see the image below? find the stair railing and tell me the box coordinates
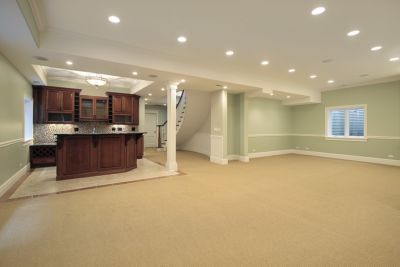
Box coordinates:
[157,90,186,148]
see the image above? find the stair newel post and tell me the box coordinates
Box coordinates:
[157,125,162,149]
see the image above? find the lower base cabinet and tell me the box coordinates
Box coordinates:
[56,133,144,180]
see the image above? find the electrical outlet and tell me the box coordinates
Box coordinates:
[387,155,395,158]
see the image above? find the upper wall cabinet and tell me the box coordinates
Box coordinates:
[33,86,81,124]
[80,95,108,121]
[107,92,140,125]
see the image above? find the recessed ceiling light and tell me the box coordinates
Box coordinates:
[177,36,187,43]
[180,79,186,83]
[347,30,360,37]
[270,92,274,96]
[163,103,167,106]
[370,46,382,51]
[148,93,152,96]
[261,60,269,65]
[310,75,317,79]
[321,59,333,63]
[225,50,234,56]
[286,95,291,99]
[144,98,148,101]
[132,72,138,76]
[65,60,73,65]
[223,85,228,89]
[311,7,326,15]
[161,88,165,91]
[108,16,120,24]
[328,80,335,84]
[389,57,399,62]
[288,68,296,73]
[33,56,48,61]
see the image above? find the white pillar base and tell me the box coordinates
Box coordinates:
[165,161,178,172]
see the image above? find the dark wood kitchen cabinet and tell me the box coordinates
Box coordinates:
[33,86,81,123]
[56,133,144,180]
[107,92,140,125]
[80,95,108,121]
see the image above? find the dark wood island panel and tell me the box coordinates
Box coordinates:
[56,132,144,180]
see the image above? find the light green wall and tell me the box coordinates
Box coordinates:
[292,81,400,136]
[0,52,31,186]
[245,81,400,160]
[248,98,292,134]
[248,98,292,153]
[227,94,241,155]
[292,81,400,159]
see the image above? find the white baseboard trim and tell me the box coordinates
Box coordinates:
[293,150,400,167]
[227,155,250,162]
[249,150,294,159]
[210,156,228,165]
[0,164,30,197]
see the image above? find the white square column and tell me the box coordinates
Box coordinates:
[165,83,178,171]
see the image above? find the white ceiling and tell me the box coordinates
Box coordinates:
[0,0,399,104]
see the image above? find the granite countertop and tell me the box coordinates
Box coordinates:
[54,132,145,136]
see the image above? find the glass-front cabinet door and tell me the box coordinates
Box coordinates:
[95,98,108,120]
[80,97,94,120]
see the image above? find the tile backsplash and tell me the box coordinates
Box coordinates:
[34,122,134,144]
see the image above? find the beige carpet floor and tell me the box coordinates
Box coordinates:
[0,150,400,266]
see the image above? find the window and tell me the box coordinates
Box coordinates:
[24,96,33,141]
[326,105,366,139]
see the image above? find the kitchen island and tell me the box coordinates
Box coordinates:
[55,132,144,180]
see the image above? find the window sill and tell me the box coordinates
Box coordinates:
[325,136,367,142]
[23,139,34,145]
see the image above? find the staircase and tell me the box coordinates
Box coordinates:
[157,90,211,152]
[157,90,186,150]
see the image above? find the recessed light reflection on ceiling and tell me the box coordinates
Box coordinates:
[347,30,360,37]
[328,80,335,84]
[389,57,399,62]
[108,16,120,24]
[132,72,138,76]
[286,95,291,99]
[161,88,165,91]
[370,46,382,51]
[288,69,296,73]
[270,92,274,96]
[65,61,73,65]
[225,50,234,56]
[177,36,187,43]
[180,79,186,83]
[261,60,269,65]
[310,75,317,79]
[223,85,228,89]
[148,93,152,96]
[311,7,326,16]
